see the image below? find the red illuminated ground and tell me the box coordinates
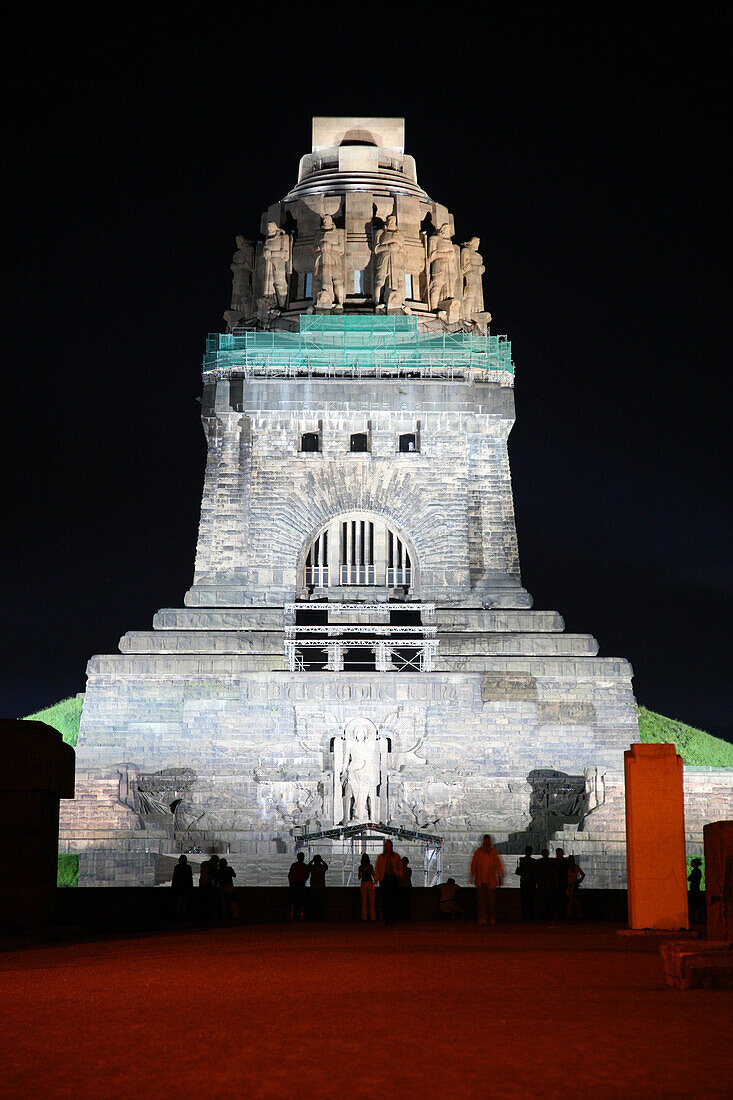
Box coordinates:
[2,923,730,1098]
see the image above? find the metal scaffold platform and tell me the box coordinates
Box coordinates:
[203,314,514,381]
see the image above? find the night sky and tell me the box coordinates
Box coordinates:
[5,5,730,741]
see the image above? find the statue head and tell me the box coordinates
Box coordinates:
[385,214,398,230]
[439,223,452,239]
[321,214,334,230]
[235,234,247,249]
[466,236,480,251]
[265,220,279,237]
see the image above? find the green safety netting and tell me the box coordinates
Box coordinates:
[204,314,513,375]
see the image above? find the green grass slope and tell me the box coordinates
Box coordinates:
[24,696,83,748]
[637,706,733,767]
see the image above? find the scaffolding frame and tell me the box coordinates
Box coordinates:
[294,821,443,886]
[203,314,513,381]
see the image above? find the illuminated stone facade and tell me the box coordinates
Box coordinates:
[60,118,731,887]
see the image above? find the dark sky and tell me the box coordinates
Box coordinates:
[5,4,731,740]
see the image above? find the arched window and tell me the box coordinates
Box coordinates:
[302,514,415,593]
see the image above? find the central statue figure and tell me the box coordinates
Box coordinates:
[373,214,406,307]
[313,214,345,307]
[335,718,385,824]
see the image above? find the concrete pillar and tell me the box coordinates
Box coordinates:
[0,720,75,927]
[624,743,688,930]
[703,820,733,942]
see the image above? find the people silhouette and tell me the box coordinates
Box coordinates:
[688,858,704,924]
[308,853,328,920]
[374,839,402,925]
[554,848,568,920]
[288,851,310,920]
[470,835,504,925]
[400,856,413,919]
[535,848,555,920]
[516,846,536,920]
[171,854,193,923]
[358,852,377,921]
[565,855,586,919]
[436,878,464,920]
[217,857,238,921]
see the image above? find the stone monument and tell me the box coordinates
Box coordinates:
[59,117,733,887]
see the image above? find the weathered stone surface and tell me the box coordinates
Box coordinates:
[660,941,733,989]
[59,118,733,889]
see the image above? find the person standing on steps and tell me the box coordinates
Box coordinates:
[470,835,504,925]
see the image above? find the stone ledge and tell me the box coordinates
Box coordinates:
[659,941,733,989]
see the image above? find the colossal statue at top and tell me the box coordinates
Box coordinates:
[258,221,291,308]
[228,117,489,326]
[313,214,345,308]
[373,214,406,308]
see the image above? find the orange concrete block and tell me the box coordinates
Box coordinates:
[625,742,688,930]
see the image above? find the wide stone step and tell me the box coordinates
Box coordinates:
[437,633,599,657]
[436,610,564,632]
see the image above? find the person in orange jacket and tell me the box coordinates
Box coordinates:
[470,834,504,925]
[374,839,402,925]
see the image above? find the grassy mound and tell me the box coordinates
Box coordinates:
[637,706,733,767]
[57,854,79,887]
[24,696,83,748]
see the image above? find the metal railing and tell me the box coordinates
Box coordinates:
[386,567,412,587]
[285,624,435,637]
[339,564,376,585]
[285,637,438,672]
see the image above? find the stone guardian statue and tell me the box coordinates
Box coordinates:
[230,235,255,314]
[372,214,406,308]
[460,237,485,316]
[428,223,459,311]
[258,221,291,310]
[313,214,345,309]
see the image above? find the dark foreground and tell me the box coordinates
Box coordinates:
[1,923,731,1099]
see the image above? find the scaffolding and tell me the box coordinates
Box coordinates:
[294,821,444,886]
[203,314,513,381]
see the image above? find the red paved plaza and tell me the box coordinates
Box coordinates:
[2,923,731,1098]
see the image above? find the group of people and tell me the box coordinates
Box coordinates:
[170,852,238,922]
[515,845,586,921]
[290,840,414,924]
[287,852,329,920]
[171,837,589,925]
[356,841,413,923]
